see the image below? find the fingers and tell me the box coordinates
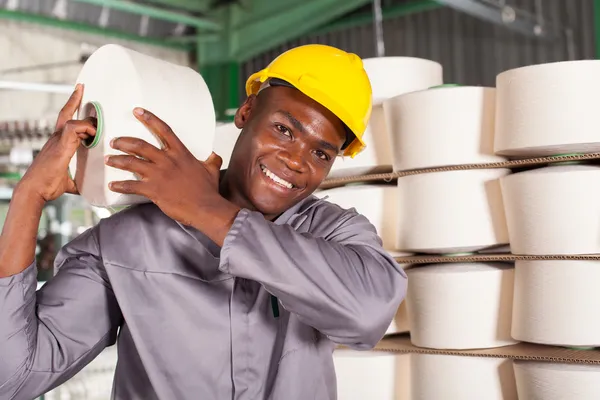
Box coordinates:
[205,152,223,171]
[133,108,183,152]
[56,84,84,131]
[65,177,79,195]
[60,119,97,146]
[110,137,163,162]
[108,180,146,196]
[105,154,152,177]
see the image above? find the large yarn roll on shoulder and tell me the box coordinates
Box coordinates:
[384,86,506,171]
[71,44,216,207]
[397,169,510,254]
[406,262,517,350]
[514,361,600,400]
[411,354,518,400]
[495,60,600,156]
[512,260,600,347]
[328,57,442,178]
[213,122,241,170]
[500,165,600,255]
[334,350,410,400]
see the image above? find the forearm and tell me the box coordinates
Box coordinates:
[0,182,45,277]
[219,209,408,348]
[0,226,121,398]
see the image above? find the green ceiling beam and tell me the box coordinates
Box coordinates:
[0,9,193,51]
[137,0,214,13]
[312,0,442,36]
[199,0,372,64]
[70,0,222,30]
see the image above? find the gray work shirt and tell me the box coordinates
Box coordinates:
[0,195,407,400]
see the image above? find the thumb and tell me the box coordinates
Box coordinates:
[205,152,223,171]
[65,174,79,195]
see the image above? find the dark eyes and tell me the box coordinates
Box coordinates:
[275,124,291,137]
[274,123,330,161]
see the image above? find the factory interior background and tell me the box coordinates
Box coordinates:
[1,0,599,399]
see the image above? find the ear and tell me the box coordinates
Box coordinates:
[234,95,257,129]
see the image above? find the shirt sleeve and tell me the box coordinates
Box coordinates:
[0,226,122,400]
[219,206,408,350]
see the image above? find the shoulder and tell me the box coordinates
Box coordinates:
[295,195,378,240]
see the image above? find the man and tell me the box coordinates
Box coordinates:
[0,44,407,399]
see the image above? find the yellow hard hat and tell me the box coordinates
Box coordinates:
[245,44,372,158]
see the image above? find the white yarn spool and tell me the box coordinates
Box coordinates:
[495,60,600,156]
[500,165,600,255]
[70,44,216,207]
[397,169,510,254]
[512,260,600,347]
[514,361,600,400]
[333,350,410,400]
[406,262,517,350]
[411,354,518,400]
[362,57,443,106]
[328,57,443,178]
[384,86,506,171]
[386,300,410,335]
[213,122,241,170]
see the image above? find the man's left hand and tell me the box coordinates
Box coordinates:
[106,107,237,235]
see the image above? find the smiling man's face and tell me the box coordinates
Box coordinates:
[223,85,347,220]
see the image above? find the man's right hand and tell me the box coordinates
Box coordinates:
[18,83,97,202]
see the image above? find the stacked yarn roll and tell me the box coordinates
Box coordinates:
[382,84,515,352]
[327,57,443,178]
[495,60,600,349]
[318,57,443,336]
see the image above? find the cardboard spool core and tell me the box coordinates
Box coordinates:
[81,101,103,149]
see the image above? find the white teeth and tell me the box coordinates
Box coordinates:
[261,166,293,189]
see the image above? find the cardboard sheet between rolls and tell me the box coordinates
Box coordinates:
[406,262,517,350]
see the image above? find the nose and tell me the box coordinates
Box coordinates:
[277,147,309,173]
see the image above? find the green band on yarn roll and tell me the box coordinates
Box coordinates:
[567,346,596,350]
[441,252,475,257]
[429,83,462,89]
[83,101,103,149]
[550,153,586,166]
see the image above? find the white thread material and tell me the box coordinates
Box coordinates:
[384,86,506,172]
[397,169,510,254]
[512,260,600,347]
[411,354,518,400]
[495,60,600,157]
[362,57,443,106]
[500,165,600,255]
[328,57,442,178]
[70,44,216,207]
[406,262,517,350]
[213,122,241,170]
[333,350,410,400]
[514,361,600,400]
